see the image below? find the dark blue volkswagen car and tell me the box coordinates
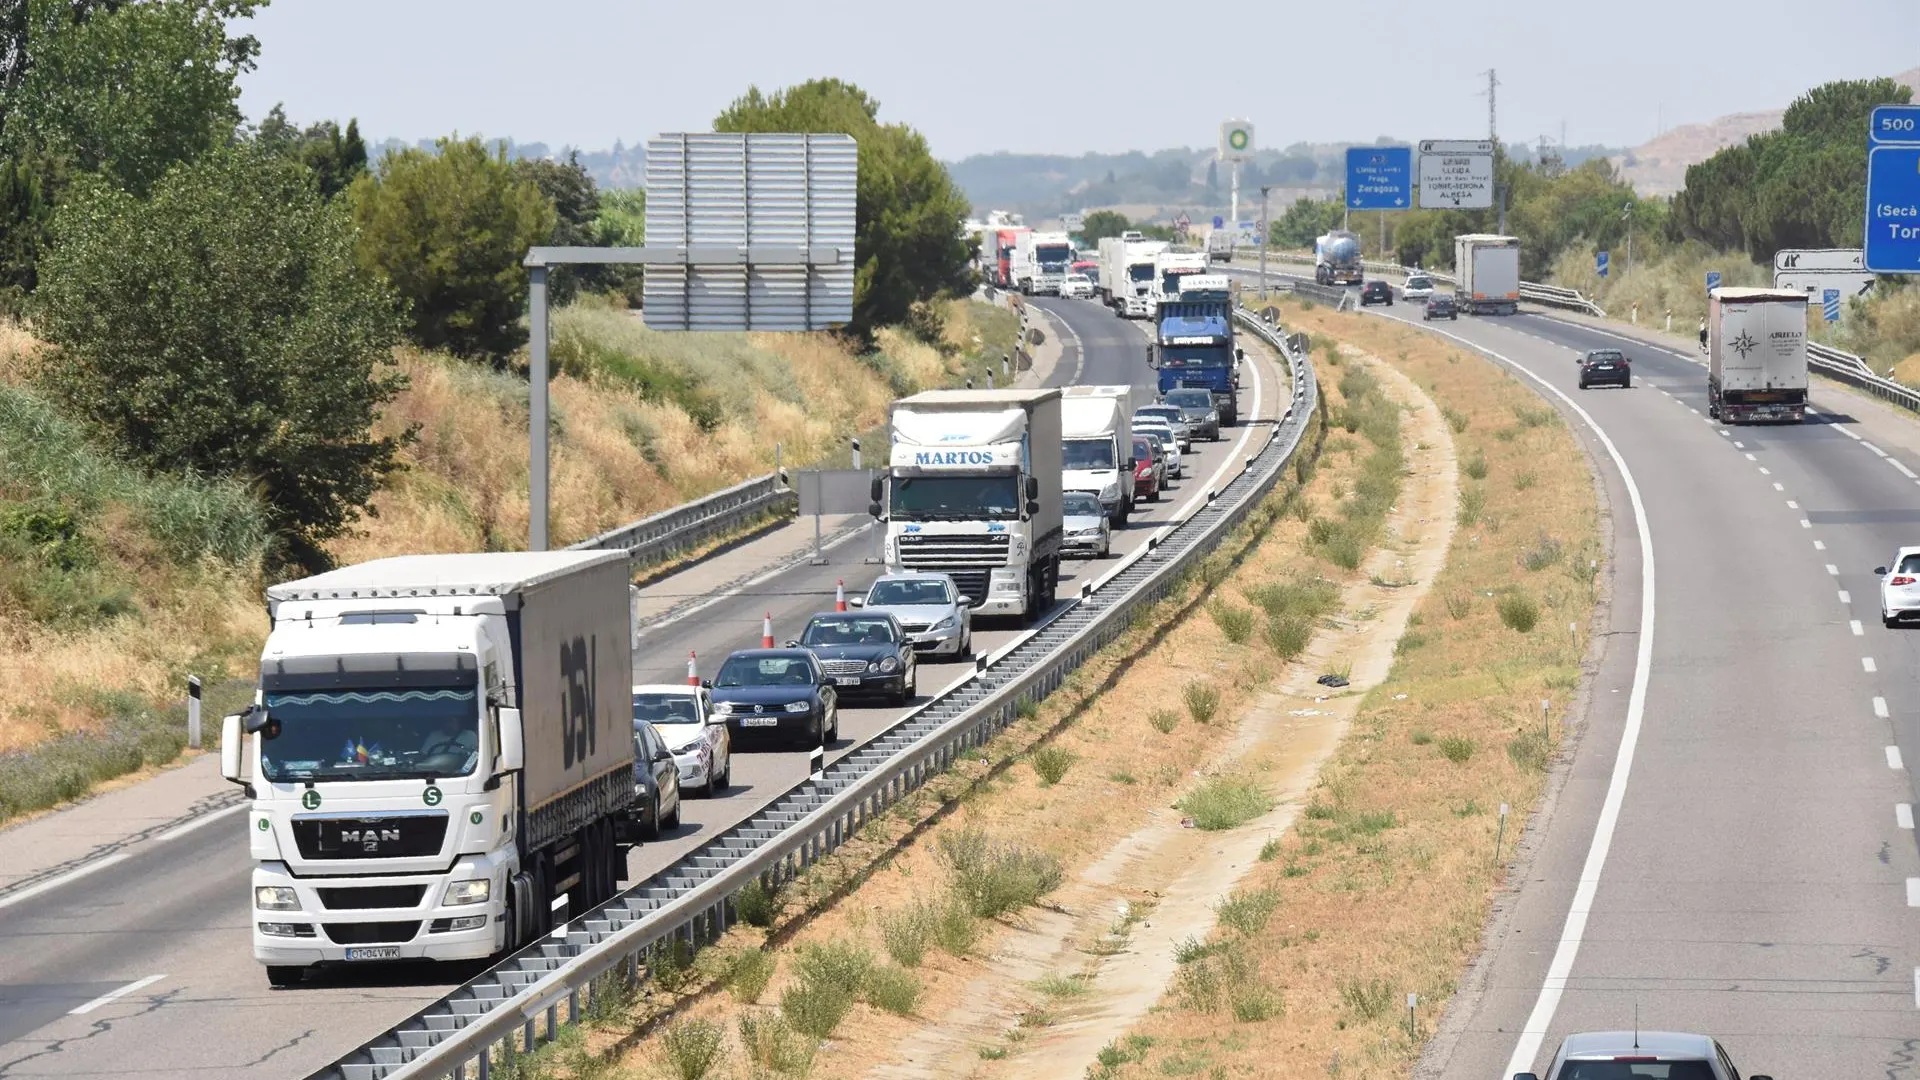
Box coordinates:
[709,648,839,750]
[788,612,917,706]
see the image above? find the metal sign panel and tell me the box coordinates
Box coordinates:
[797,469,874,516]
[1705,270,1723,293]
[1417,139,1494,209]
[1220,119,1254,163]
[1062,213,1085,233]
[1871,104,1920,147]
[1773,248,1863,271]
[1773,268,1877,300]
[1596,250,1609,278]
[1346,146,1412,209]
[643,133,857,330]
[1823,288,1842,322]
[1865,145,1920,273]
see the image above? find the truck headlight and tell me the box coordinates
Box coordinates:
[444,878,491,906]
[784,701,811,713]
[1099,482,1119,501]
[255,886,299,911]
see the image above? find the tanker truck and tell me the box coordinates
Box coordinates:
[1314,230,1363,286]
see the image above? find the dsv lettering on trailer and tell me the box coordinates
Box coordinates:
[914,450,995,466]
[559,635,597,768]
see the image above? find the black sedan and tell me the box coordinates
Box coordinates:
[788,612,917,705]
[1422,294,1458,321]
[1359,280,1393,306]
[1578,348,1630,389]
[708,649,839,749]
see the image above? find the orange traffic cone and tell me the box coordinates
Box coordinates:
[835,579,847,612]
[762,612,775,648]
[686,651,698,686]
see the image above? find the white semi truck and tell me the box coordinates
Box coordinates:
[873,389,1065,623]
[223,551,638,987]
[1153,249,1210,314]
[1101,232,1169,318]
[1453,234,1521,315]
[1060,384,1142,526]
[1707,287,1809,424]
[1023,230,1075,295]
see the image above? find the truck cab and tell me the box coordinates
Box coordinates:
[1151,275,1242,426]
[1061,385,1140,525]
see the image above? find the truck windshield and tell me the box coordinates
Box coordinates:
[1161,270,1198,295]
[259,685,480,782]
[1063,438,1116,470]
[1160,346,1230,370]
[1036,245,1071,266]
[889,475,1020,521]
[1128,264,1155,282]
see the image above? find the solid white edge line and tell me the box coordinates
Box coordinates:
[0,851,132,915]
[1875,696,1890,718]
[1376,317,1658,1077]
[1889,745,1905,770]
[69,974,165,1015]
[152,800,248,845]
[1898,803,1914,830]
[1864,441,1889,458]
[1893,459,1918,480]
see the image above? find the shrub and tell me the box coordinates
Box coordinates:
[1264,614,1313,660]
[864,963,922,1016]
[1514,403,1554,428]
[1182,680,1221,724]
[1438,735,1476,764]
[1508,730,1553,772]
[935,827,1064,919]
[1514,468,1537,491]
[879,903,935,968]
[1148,707,1180,734]
[1497,590,1541,632]
[738,1013,815,1075]
[1442,405,1470,432]
[1463,449,1489,480]
[725,947,775,1003]
[1394,630,1429,655]
[780,939,874,1038]
[735,878,778,927]
[1520,534,1563,572]
[1245,576,1340,621]
[1179,776,1272,830]
[1215,887,1280,936]
[1209,600,1256,643]
[659,1018,727,1080]
[1340,978,1396,1021]
[932,897,980,955]
[1029,745,1076,787]
[1410,729,1434,746]
[1458,485,1486,526]
[1443,589,1473,620]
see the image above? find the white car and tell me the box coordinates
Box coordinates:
[1877,547,1920,627]
[1401,273,1436,301]
[1135,403,1192,451]
[1132,419,1182,477]
[1060,273,1094,300]
[632,684,732,797]
[856,571,973,659]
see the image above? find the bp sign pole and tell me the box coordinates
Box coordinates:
[1221,119,1253,242]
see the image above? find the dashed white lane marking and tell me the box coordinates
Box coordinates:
[70,975,165,1015]
[1828,564,1841,575]
[1734,441,1746,449]
[1894,459,1919,480]
[1841,590,1852,604]
[1759,467,1772,475]
[1745,453,1758,461]
[1788,500,1800,510]
[1852,620,1865,636]
[1774,482,1785,491]
[1875,696,1890,718]
[1689,407,1700,415]
[1913,968,1919,1010]
[1899,803,1914,830]
[1890,745,1906,770]
[1864,657,1878,673]
[1864,441,1889,458]
[1718,429,1731,438]
[1815,540,1828,550]
[1801,519,1813,529]
[1908,879,1920,907]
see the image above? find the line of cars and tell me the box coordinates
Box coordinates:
[626,572,980,838]
[1357,271,1458,320]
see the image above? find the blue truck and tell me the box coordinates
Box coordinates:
[1149,273,1241,426]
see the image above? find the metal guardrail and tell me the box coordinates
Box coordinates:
[1246,249,1605,316]
[309,314,1320,1080]
[1808,341,1920,412]
[567,472,792,566]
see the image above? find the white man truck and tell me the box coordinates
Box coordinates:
[1021,230,1075,295]
[1061,384,1141,526]
[873,389,1064,623]
[224,551,637,987]
[1453,234,1520,315]
[1101,232,1170,318]
[1314,230,1363,286]
[1153,249,1210,315]
[1707,287,1809,424]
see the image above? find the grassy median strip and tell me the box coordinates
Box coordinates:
[1096,300,1599,1079]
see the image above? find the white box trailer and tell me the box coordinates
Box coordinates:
[1454,234,1520,315]
[1707,287,1809,424]
[1061,384,1142,524]
[229,551,638,985]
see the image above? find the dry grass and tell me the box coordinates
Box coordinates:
[1100,301,1598,1079]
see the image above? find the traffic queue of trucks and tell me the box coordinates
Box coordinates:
[1150,274,1242,426]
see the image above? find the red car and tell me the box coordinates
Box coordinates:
[1131,436,1162,503]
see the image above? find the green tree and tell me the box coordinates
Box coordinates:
[33,145,411,571]
[1080,209,1131,244]
[513,152,600,305]
[348,136,555,363]
[0,156,52,312]
[715,78,973,338]
[593,187,646,306]
[252,105,368,200]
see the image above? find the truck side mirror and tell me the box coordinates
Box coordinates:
[1235,347,1245,361]
[1511,1074,1540,1080]
[869,476,882,501]
[868,501,882,519]
[496,708,524,772]
[1026,476,1039,499]
[1026,499,1040,515]
[1146,347,1158,369]
[220,713,245,784]
[238,703,272,735]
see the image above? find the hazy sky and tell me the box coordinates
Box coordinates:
[237,0,1918,160]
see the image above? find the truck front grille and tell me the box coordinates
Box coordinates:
[323,921,421,945]
[316,885,429,910]
[292,813,449,860]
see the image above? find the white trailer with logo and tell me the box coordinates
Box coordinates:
[1060,384,1141,525]
[1707,287,1809,424]
[875,389,1064,623]
[1453,233,1521,315]
[1101,232,1169,318]
[225,551,638,987]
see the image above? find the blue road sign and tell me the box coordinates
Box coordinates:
[1871,105,1920,147]
[1823,288,1841,322]
[1865,145,1920,273]
[1705,270,1723,293]
[1213,215,1224,229]
[1596,250,1609,278]
[1346,146,1412,210]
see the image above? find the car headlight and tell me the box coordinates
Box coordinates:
[255,885,299,911]
[1207,411,1219,422]
[784,701,811,713]
[880,657,899,673]
[711,701,736,715]
[932,616,955,631]
[444,878,490,906]
[866,660,881,673]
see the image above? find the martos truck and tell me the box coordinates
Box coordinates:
[1061,384,1142,525]
[1707,287,1809,424]
[224,551,637,987]
[1453,234,1521,315]
[874,389,1064,623]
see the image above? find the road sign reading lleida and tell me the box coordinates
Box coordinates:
[1864,144,1920,273]
[1705,270,1723,293]
[1870,104,1920,147]
[1416,140,1494,209]
[1596,250,1609,278]
[1346,146,1412,210]
[1824,288,1842,322]
[1220,120,1254,163]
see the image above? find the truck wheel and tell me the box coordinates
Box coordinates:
[266,966,304,989]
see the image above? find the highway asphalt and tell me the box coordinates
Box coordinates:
[1345,298,1920,1079]
[0,294,1287,1079]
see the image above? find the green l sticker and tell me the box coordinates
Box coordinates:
[300,790,321,810]
[256,816,269,831]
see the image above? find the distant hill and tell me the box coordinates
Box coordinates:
[1610,66,1920,195]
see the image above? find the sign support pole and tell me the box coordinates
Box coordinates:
[529,265,550,551]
